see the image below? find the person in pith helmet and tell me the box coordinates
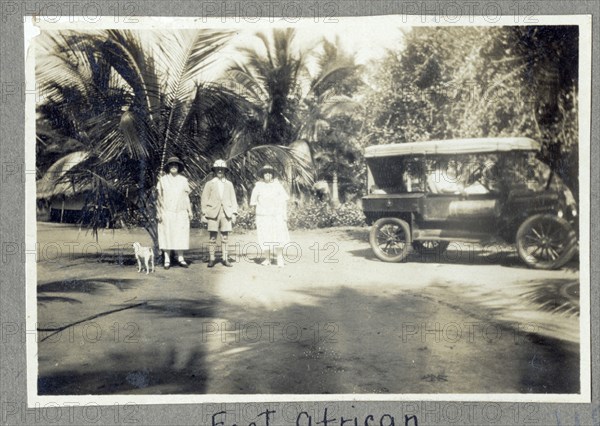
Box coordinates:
[157,156,193,269]
[201,159,239,267]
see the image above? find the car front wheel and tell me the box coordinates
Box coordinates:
[516,214,577,270]
[369,217,412,262]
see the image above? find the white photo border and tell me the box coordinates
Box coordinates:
[25,14,592,407]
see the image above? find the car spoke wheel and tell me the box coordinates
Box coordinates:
[412,240,450,255]
[369,217,412,262]
[516,214,577,269]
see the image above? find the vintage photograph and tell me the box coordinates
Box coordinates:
[27,16,590,401]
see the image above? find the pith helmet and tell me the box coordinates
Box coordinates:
[212,159,228,170]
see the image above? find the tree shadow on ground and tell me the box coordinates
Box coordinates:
[516,332,580,393]
[38,299,216,395]
[37,283,580,395]
[196,286,580,394]
[38,278,139,294]
[139,298,218,318]
[518,278,579,317]
[39,347,209,395]
[38,295,82,305]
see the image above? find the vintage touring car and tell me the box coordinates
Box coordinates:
[361,138,578,269]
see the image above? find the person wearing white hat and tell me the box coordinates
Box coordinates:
[157,156,193,269]
[201,159,239,267]
[250,164,290,267]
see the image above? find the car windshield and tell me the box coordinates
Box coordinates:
[498,153,576,203]
[366,151,574,201]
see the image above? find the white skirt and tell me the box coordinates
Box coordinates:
[158,211,190,250]
[256,215,290,249]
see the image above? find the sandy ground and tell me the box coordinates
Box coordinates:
[35,222,581,395]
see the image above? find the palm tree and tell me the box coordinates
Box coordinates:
[36,29,311,245]
[180,82,313,204]
[311,115,364,206]
[224,31,363,203]
[296,37,362,142]
[225,29,303,149]
[298,38,363,206]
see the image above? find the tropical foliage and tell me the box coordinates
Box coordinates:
[36,25,581,235]
[362,25,579,197]
[36,29,312,244]
[311,114,365,204]
[223,30,364,202]
[234,199,366,231]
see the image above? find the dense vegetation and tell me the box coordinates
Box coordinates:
[37,26,580,235]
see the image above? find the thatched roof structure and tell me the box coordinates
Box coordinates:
[36,151,90,199]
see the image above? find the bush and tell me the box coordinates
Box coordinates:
[233,207,257,231]
[116,199,367,231]
[328,202,368,227]
[233,200,366,231]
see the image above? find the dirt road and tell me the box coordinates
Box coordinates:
[35,222,580,394]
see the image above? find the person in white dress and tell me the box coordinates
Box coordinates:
[157,156,193,269]
[250,165,290,267]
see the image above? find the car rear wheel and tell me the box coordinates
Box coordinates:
[369,217,412,262]
[412,240,450,255]
[516,214,577,270]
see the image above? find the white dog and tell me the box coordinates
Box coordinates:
[133,242,155,274]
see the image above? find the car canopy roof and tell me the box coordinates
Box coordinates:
[364,137,540,158]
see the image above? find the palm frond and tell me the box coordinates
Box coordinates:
[255,32,274,68]
[224,143,314,196]
[156,30,234,161]
[225,64,270,105]
[98,33,156,114]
